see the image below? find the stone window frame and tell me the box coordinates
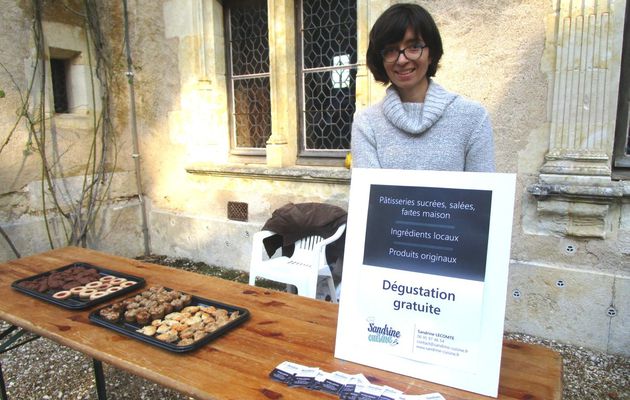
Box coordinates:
[612,3,630,178]
[41,22,101,122]
[223,0,272,156]
[295,0,359,162]
[219,0,360,168]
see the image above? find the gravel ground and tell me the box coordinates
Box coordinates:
[0,255,627,400]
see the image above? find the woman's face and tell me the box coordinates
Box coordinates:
[383,27,431,102]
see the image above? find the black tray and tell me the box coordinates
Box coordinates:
[12,262,146,310]
[88,291,250,353]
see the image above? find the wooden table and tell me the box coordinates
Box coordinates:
[0,247,562,399]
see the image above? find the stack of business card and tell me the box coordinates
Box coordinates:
[269,361,445,400]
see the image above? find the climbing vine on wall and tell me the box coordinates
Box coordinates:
[0,0,119,256]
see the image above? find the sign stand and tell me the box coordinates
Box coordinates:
[335,168,516,398]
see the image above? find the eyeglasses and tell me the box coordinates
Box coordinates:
[381,43,427,63]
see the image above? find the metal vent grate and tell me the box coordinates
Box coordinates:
[227,201,248,222]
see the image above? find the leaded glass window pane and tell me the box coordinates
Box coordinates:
[230,5,269,75]
[302,1,357,69]
[233,77,271,148]
[226,0,271,151]
[303,70,355,149]
[300,0,357,152]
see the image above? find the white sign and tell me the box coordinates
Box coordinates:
[335,168,516,398]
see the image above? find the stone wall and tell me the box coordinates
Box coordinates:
[0,0,627,356]
[0,0,143,259]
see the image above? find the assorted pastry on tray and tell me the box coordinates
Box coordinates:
[15,266,247,349]
[16,264,139,301]
[97,286,242,347]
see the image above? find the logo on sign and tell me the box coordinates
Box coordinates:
[366,318,400,346]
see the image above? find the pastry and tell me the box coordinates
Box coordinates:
[85,281,103,289]
[79,288,97,299]
[52,290,72,300]
[90,291,108,300]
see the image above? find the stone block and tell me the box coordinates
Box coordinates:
[149,209,256,270]
[619,202,630,255]
[27,171,137,211]
[607,276,629,355]
[86,200,145,258]
[506,262,628,356]
[0,200,144,263]
[43,21,87,54]
[163,0,194,38]
[0,215,66,262]
[536,199,610,238]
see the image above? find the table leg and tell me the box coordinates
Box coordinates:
[0,327,39,353]
[0,363,8,400]
[0,324,41,400]
[0,326,11,400]
[92,359,107,400]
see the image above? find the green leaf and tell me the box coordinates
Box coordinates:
[0,89,5,98]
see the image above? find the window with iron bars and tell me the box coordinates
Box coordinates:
[298,0,357,157]
[224,0,272,154]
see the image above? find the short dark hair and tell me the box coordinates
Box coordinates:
[366,3,443,84]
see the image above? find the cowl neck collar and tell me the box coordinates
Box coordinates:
[382,81,456,134]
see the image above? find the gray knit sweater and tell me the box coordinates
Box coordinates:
[351,81,495,172]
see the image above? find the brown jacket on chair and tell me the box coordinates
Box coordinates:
[261,202,347,269]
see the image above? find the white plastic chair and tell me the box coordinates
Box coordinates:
[248,224,346,303]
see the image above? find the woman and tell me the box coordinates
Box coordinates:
[351,3,495,172]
